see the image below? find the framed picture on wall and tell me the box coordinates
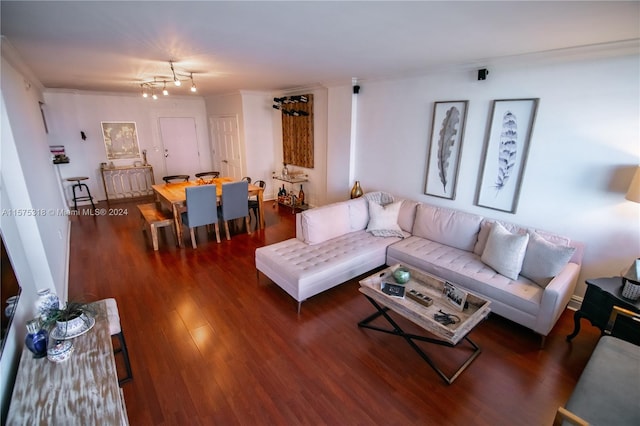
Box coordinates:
[475,98,539,213]
[424,100,468,200]
[101,122,140,160]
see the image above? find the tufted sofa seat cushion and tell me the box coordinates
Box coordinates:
[387,236,543,316]
[256,230,400,303]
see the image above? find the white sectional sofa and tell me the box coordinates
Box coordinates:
[255,194,583,338]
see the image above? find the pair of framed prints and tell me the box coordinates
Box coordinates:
[424,98,539,213]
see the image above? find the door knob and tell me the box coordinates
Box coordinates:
[222,160,228,163]
[164,149,169,158]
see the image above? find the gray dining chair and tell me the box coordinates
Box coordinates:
[219,181,251,240]
[181,184,220,248]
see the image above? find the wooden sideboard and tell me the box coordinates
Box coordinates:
[101,164,155,203]
[6,301,128,425]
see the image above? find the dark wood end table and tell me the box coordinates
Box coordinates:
[566,277,640,345]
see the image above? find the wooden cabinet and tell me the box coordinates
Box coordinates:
[101,165,154,203]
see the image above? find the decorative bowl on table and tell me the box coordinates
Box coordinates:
[393,267,411,284]
[47,340,74,363]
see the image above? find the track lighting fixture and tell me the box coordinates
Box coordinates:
[139,61,198,99]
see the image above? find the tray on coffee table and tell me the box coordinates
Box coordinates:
[359,264,491,345]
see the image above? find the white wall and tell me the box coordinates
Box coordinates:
[326,83,354,204]
[43,91,211,202]
[1,52,69,422]
[240,91,276,198]
[352,53,640,298]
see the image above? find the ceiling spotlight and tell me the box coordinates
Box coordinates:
[151,89,158,100]
[190,73,197,92]
[162,81,169,96]
[141,84,148,98]
[170,60,181,86]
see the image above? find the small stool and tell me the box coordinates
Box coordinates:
[66,177,96,210]
[102,298,133,386]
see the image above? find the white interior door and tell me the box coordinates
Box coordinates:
[159,117,200,177]
[210,115,243,179]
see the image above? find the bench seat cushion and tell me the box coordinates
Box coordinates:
[387,236,543,316]
[256,230,399,302]
[565,336,640,425]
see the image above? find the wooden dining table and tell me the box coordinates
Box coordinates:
[152,178,265,248]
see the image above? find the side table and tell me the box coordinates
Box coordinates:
[566,277,640,345]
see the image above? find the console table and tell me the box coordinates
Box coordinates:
[6,301,129,425]
[566,277,640,345]
[101,164,155,203]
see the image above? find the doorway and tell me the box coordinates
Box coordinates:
[209,115,243,180]
[158,117,200,177]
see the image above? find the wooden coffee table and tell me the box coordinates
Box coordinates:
[358,264,491,384]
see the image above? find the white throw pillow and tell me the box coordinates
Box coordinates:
[481,222,530,280]
[521,232,576,288]
[366,201,404,238]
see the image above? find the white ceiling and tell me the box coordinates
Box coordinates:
[2,1,639,97]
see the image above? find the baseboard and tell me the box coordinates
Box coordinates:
[567,295,583,312]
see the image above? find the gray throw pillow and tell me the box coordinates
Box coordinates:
[521,232,576,288]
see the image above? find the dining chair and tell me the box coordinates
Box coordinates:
[241,176,252,183]
[249,180,266,226]
[194,171,220,179]
[219,181,251,240]
[181,185,220,248]
[163,175,190,183]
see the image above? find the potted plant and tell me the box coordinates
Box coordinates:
[41,301,97,339]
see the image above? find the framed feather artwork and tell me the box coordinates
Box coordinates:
[424,101,469,199]
[475,98,539,213]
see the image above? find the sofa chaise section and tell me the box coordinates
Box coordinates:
[255,198,401,312]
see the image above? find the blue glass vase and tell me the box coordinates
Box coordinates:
[25,319,48,359]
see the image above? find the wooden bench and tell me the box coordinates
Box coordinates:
[137,203,175,251]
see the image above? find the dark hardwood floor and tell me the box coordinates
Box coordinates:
[68,200,600,426]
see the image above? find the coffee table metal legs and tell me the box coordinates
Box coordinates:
[358,296,481,385]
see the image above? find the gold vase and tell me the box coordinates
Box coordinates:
[350,181,363,199]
